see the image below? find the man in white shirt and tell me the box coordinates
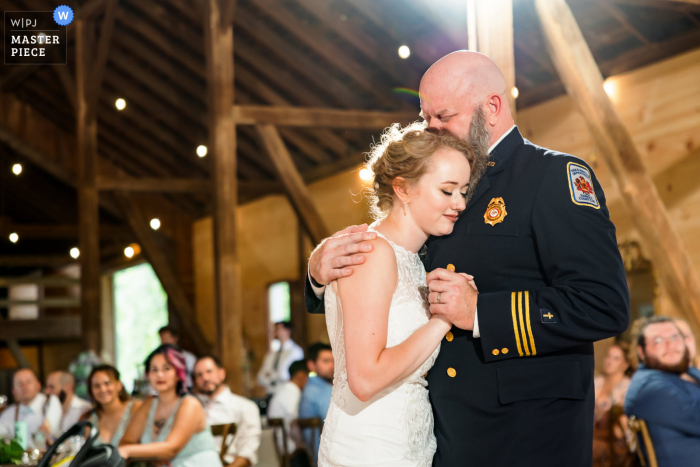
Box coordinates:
[0,368,62,447]
[159,325,197,389]
[267,360,309,454]
[194,356,262,467]
[45,371,92,433]
[256,321,304,395]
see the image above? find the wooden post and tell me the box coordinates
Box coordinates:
[203,0,244,393]
[535,0,700,334]
[76,18,101,352]
[256,124,331,245]
[473,0,517,114]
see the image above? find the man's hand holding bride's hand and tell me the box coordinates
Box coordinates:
[309,224,378,286]
[426,269,478,330]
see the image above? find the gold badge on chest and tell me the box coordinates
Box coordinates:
[484,197,507,226]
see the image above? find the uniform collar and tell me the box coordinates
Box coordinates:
[486,126,523,177]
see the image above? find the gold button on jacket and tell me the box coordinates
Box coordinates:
[502,348,509,354]
[446,331,454,342]
[492,349,500,356]
[447,367,456,377]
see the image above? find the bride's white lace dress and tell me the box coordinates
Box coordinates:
[318,230,440,467]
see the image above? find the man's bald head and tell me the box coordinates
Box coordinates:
[12,368,41,405]
[46,371,75,400]
[419,51,514,144]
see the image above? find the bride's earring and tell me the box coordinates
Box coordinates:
[403,201,409,216]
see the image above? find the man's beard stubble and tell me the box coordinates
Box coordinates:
[642,347,691,375]
[463,105,491,205]
[200,382,223,397]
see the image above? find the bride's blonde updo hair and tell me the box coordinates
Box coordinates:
[365,121,476,220]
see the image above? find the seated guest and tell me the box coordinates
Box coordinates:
[119,344,222,467]
[593,342,634,467]
[45,370,92,432]
[159,325,197,389]
[267,360,309,454]
[299,343,333,462]
[83,365,142,447]
[674,318,700,369]
[0,368,62,447]
[257,322,304,395]
[194,356,261,467]
[624,316,700,467]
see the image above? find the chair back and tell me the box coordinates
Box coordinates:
[628,415,658,467]
[267,418,289,467]
[297,417,323,467]
[211,423,238,463]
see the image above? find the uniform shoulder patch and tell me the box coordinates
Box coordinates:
[567,161,600,209]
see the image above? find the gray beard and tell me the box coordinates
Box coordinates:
[463,106,492,205]
[642,348,691,375]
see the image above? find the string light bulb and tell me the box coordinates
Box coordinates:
[511,87,519,99]
[603,80,616,98]
[359,168,373,181]
[9,233,19,243]
[115,98,126,110]
[150,218,161,230]
[196,145,208,157]
[12,164,22,175]
[398,45,411,59]
[70,247,80,259]
[124,246,134,258]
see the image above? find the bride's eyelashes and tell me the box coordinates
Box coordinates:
[441,189,469,197]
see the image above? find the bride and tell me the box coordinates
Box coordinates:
[318,122,476,467]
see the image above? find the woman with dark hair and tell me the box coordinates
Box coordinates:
[118,344,222,467]
[592,342,635,467]
[83,364,142,447]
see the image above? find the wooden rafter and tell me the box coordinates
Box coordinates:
[256,124,331,245]
[114,192,213,355]
[535,0,700,335]
[235,106,417,129]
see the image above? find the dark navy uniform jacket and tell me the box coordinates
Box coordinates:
[305,127,630,466]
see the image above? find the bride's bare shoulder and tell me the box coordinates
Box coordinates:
[338,236,397,286]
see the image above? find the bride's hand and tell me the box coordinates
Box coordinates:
[431,312,452,330]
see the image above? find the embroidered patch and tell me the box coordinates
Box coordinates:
[541,309,556,324]
[567,162,600,209]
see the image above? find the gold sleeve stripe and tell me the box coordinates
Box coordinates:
[517,292,531,356]
[524,291,537,355]
[511,292,523,357]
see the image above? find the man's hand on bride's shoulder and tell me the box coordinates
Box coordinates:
[309,224,378,285]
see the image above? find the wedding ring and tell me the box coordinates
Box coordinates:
[437,292,441,304]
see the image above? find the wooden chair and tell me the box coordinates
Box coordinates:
[211,423,237,463]
[267,418,289,467]
[297,417,323,467]
[628,416,658,467]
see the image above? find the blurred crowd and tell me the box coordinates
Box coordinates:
[0,321,334,467]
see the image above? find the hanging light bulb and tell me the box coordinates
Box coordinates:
[115,98,126,110]
[70,247,80,259]
[12,164,22,175]
[150,218,161,230]
[124,246,134,258]
[398,45,411,59]
[197,145,208,157]
[9,233,19,243]
[359,168,373,181]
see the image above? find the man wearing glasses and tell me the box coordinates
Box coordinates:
[625,315,700,467]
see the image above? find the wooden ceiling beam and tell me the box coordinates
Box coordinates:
[97,177,210,192]
[0,317,82,341]
[598,0,652,46]
[0,223,130,240]
[233,7,366,109]
[88,0,119,119]
[252,0,397,109]
[536,0,700,335]
[256,124,330,245]
[0,255,75,267]
[234,105,417,129]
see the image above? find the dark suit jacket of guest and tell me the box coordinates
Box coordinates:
[624,365,700,467]
[305,127,630,466]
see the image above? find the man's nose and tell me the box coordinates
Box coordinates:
[428,119,443,131]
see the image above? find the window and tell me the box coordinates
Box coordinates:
[113,263,168,393]
[268,281,291,324]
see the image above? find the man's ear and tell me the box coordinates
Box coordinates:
[219,368,227,382]
[392,177,410,203]
[484,94,503,126]
[636,346,645,364]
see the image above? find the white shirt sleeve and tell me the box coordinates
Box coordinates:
[472,308,480,338]
[0,405,14,438]
[229,401,262,465]
[308,272,326,298]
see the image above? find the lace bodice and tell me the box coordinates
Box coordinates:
[319,230,440,467]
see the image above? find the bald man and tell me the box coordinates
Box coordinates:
[0,368,62,447]
[45,371,92,432]
[304,51,629,466]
